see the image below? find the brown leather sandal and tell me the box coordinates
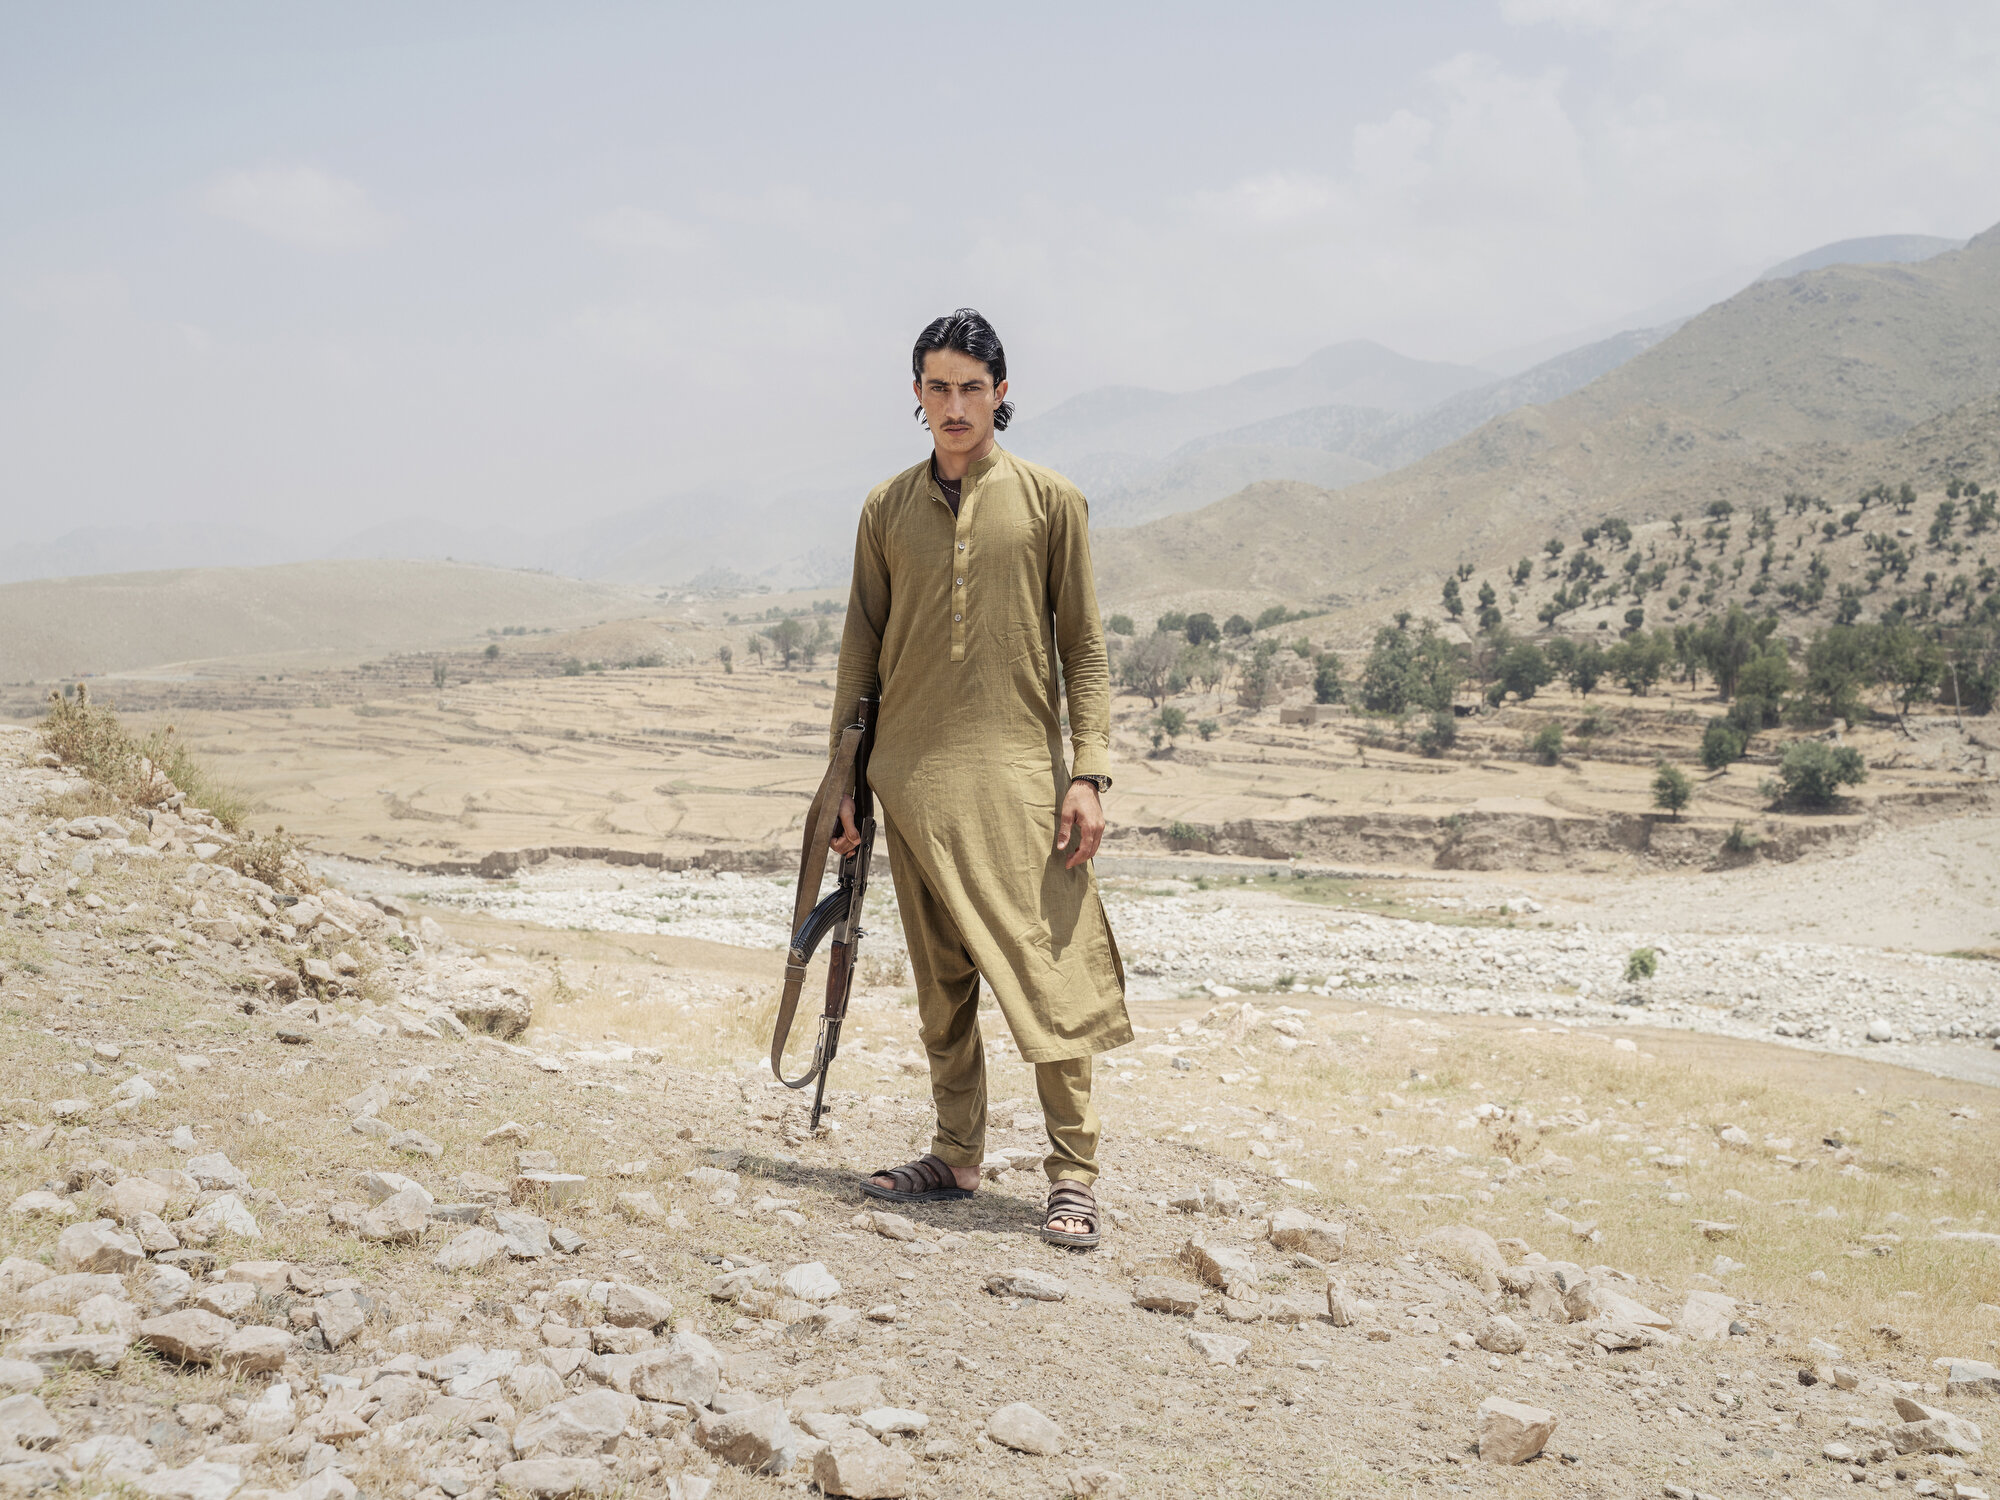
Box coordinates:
[1041,1180,1101,1249]
[858,1153,975,1203]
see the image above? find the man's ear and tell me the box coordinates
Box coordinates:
[994,378,1008,407]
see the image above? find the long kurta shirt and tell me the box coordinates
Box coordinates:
[829,445,1131,1062]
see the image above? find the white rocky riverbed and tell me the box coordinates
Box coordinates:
[318,859,2000,1075]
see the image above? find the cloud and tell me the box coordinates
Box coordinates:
[581,205,703,254]
[202,166,395,250]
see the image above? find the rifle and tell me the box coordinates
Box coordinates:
[770,693,877,1129]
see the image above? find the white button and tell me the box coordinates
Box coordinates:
[955,577,963,585]
[957,542,965,550]
[954,613,961,621]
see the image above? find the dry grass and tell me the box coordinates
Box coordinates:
[38,685,248,829]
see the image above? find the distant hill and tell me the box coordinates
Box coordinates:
[1754,233,1964,284]
[0,560,651,686]
[1092,220,2000,620]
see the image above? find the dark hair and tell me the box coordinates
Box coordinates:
[911,307,1013,431]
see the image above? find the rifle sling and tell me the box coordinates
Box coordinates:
[770,723,863,1080]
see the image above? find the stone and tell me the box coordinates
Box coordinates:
[1326,1285,1360,1327]
[508,1363,568,1411]
[1693,1220,1737,1240]
[1132,1276,1201,1316]
[1418,1225,1507,1295]
[6,1191,75,1222]
[1181,1237,1259,1295]
[131,1264,194,1316]
[67,1432,155,1482]
[315,1293,366,1350]
[615,1191,665,1223]
[389,1130,443,1159]
[780,1263,842,1304]
[985,1268,1068,1302]
[513,1172,588,1207]
[813,1434,919,1498]
[512,1389,637,1457]
[112,1076,158,1106]
[359,1188,431,1244]
[1867,1018,1896,1042]
[495,1210,552,1259]
[184,1153,249,1192]
[867,1210,919,1241]
[2,1334,128,1373]
[857,1408,928,1436]
[107,1176,171,1223]
[987,1401,1063,1455]
[218,1325,292,1375]
[1562,1277,1670,1329]
[243,1381,295,1442]
[434,1228,512,1274]
[132,1460,244,1500]
[1476,1315,1527,1355]
[0,1259,52,1295]
[433,1344,521,1396]
[55,1221,145,1274]
[1063,1468,1128,1498]
[786,1375,885,1415]
[139,1309,235,1366]
[0,1394,60,1451]
[195,1282,258,1320]
[184,1194,260,1241]
[1679,1290,1738,1342]
[1478,1397,1556,1464]
[601,1282,673,1330]
[135,1214,180,1254]
[0,1360,42,1394]
[453,988,533,1041]
[694,1399,800,1473]
[23,1273,124,1313]
[360,1170,430,1206]
[1267,1208,1345,1261]
[492,1459,609,1498]
[630,1330,720,1407]
[1945,1359,2000,1399]
[1186,1329,1250,1367]
[221,1260,293,1294]
[483,1121,530,1145]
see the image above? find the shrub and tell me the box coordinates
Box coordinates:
[1312,652,1344,705]
[1774,740,1867,807]
[1721,821,1761,855]
[1107,613,1135,636]
[1623,947,1659,982]
[1651,761,1693,819]
[1223,614,1253,638]
[1167,820,1207,847]
[1699,720,1746,770]
[1183,612,1220,646]
[1418,708,1457,757]
[483,642,500,660]
[1196,719,1218,741]
[39,686,247,829]
[1527,723,1564,765]
[1157,706,1187,740]
[1573,708,1608,738]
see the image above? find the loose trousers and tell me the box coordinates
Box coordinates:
[882,816,1102,1185]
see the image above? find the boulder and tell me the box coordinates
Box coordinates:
[1945,1359,2000,1399]
[0,1394,60,1452]
[453,987,533,1040]
[55,1221,145,1275]
[1267,1208,1345,1261]
[76,1294,142,1341]
[218,1325,292,1376]
[779,1263,842,1304]
[195,1282,257,1320]
[986,1401,1063,1455]
[139,1309,235,1366]
[131,1460,243,1500]
[493,1458,609,1497]
[694,1399,800,1473]
[601,1282,673,1330]
[1891,1397,1983,1456]
[0,1259,52,1295]
[1563,1278,1670,1329]
[106,1177,170,1224]
[984,1268,1067,1302]
[23,1273,124,1313]
[1477,1397,1556,1464]
[813,1434,919,1499]
[1186,1329,1249,1367]
[512,1390,637,1458]
[513,1172,588,1207]
[1131,1277,1201,1316]
[183,1154,248,1193]
[630,1330,720,1407]
[0,1359,43,1395]
[1678,1290,1738,1342]
[359,1188,431,1245]
[494,1210,552,1260]
[2,1334,129,1373]
[1417,1225,1507,1295]
[315,1292,367,1350]
[360,1171,430,1206]
[183,1195,259,1242]
[508,1363,568,1412]
[434,1228,512,1274]
[614,1192,665,1223]
[786,1374,884,1415]
[1475,1315,1526,1355]
[1180,1238,1259,1295]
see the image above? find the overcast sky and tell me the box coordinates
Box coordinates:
[4,1,1997,547]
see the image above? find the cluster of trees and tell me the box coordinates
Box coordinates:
[1112,607,1332,711]
[746,615,835,669]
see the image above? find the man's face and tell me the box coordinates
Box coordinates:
[914,348,1007,458]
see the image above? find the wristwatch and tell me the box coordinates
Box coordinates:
[1072,774,1112,794]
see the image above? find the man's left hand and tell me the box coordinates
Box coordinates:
[1056,779,1105,870]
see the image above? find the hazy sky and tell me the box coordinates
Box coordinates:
[4,1,1997,546]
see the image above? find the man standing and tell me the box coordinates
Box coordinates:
[828,308,1128,1248]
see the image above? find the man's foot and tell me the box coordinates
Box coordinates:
[859,1153,978,1202]
[1042,1181,1101,1248]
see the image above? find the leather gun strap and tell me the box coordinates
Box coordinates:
[770,725,862,1079]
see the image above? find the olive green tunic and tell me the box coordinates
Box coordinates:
[830,445,1130,1064]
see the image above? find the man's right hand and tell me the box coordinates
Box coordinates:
[830,794,861,856]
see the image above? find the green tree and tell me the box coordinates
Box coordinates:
[1312,651,1345,705]
[1475,580,1501,632]
[1222,613,1254,638]
[1607,630,1671,695]
[1775,740,1867,806]
[1156,611,1188,634]
[1512,557,1533,586]
[1184,612,1221,646]
[1119,630,1185,705]
[1495,641,1553,703]
[1441,576,1464,619]
[1651,761,1693,819]
[1544,538,1565,559]
[1872,623,1945,726]
[717,643,733,675]
[1157,706,1187,741]
[1699,719,1746,770]
[1527,722,1564,764]
[765,617,806,666]
[1360,622,1462,715]
[1418,708,1457,757]
[1107,613,1135,636]
[1796,625,1874,725]
[1196,718,1218,740]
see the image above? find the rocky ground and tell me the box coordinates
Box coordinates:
[4,722,2000,1500]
